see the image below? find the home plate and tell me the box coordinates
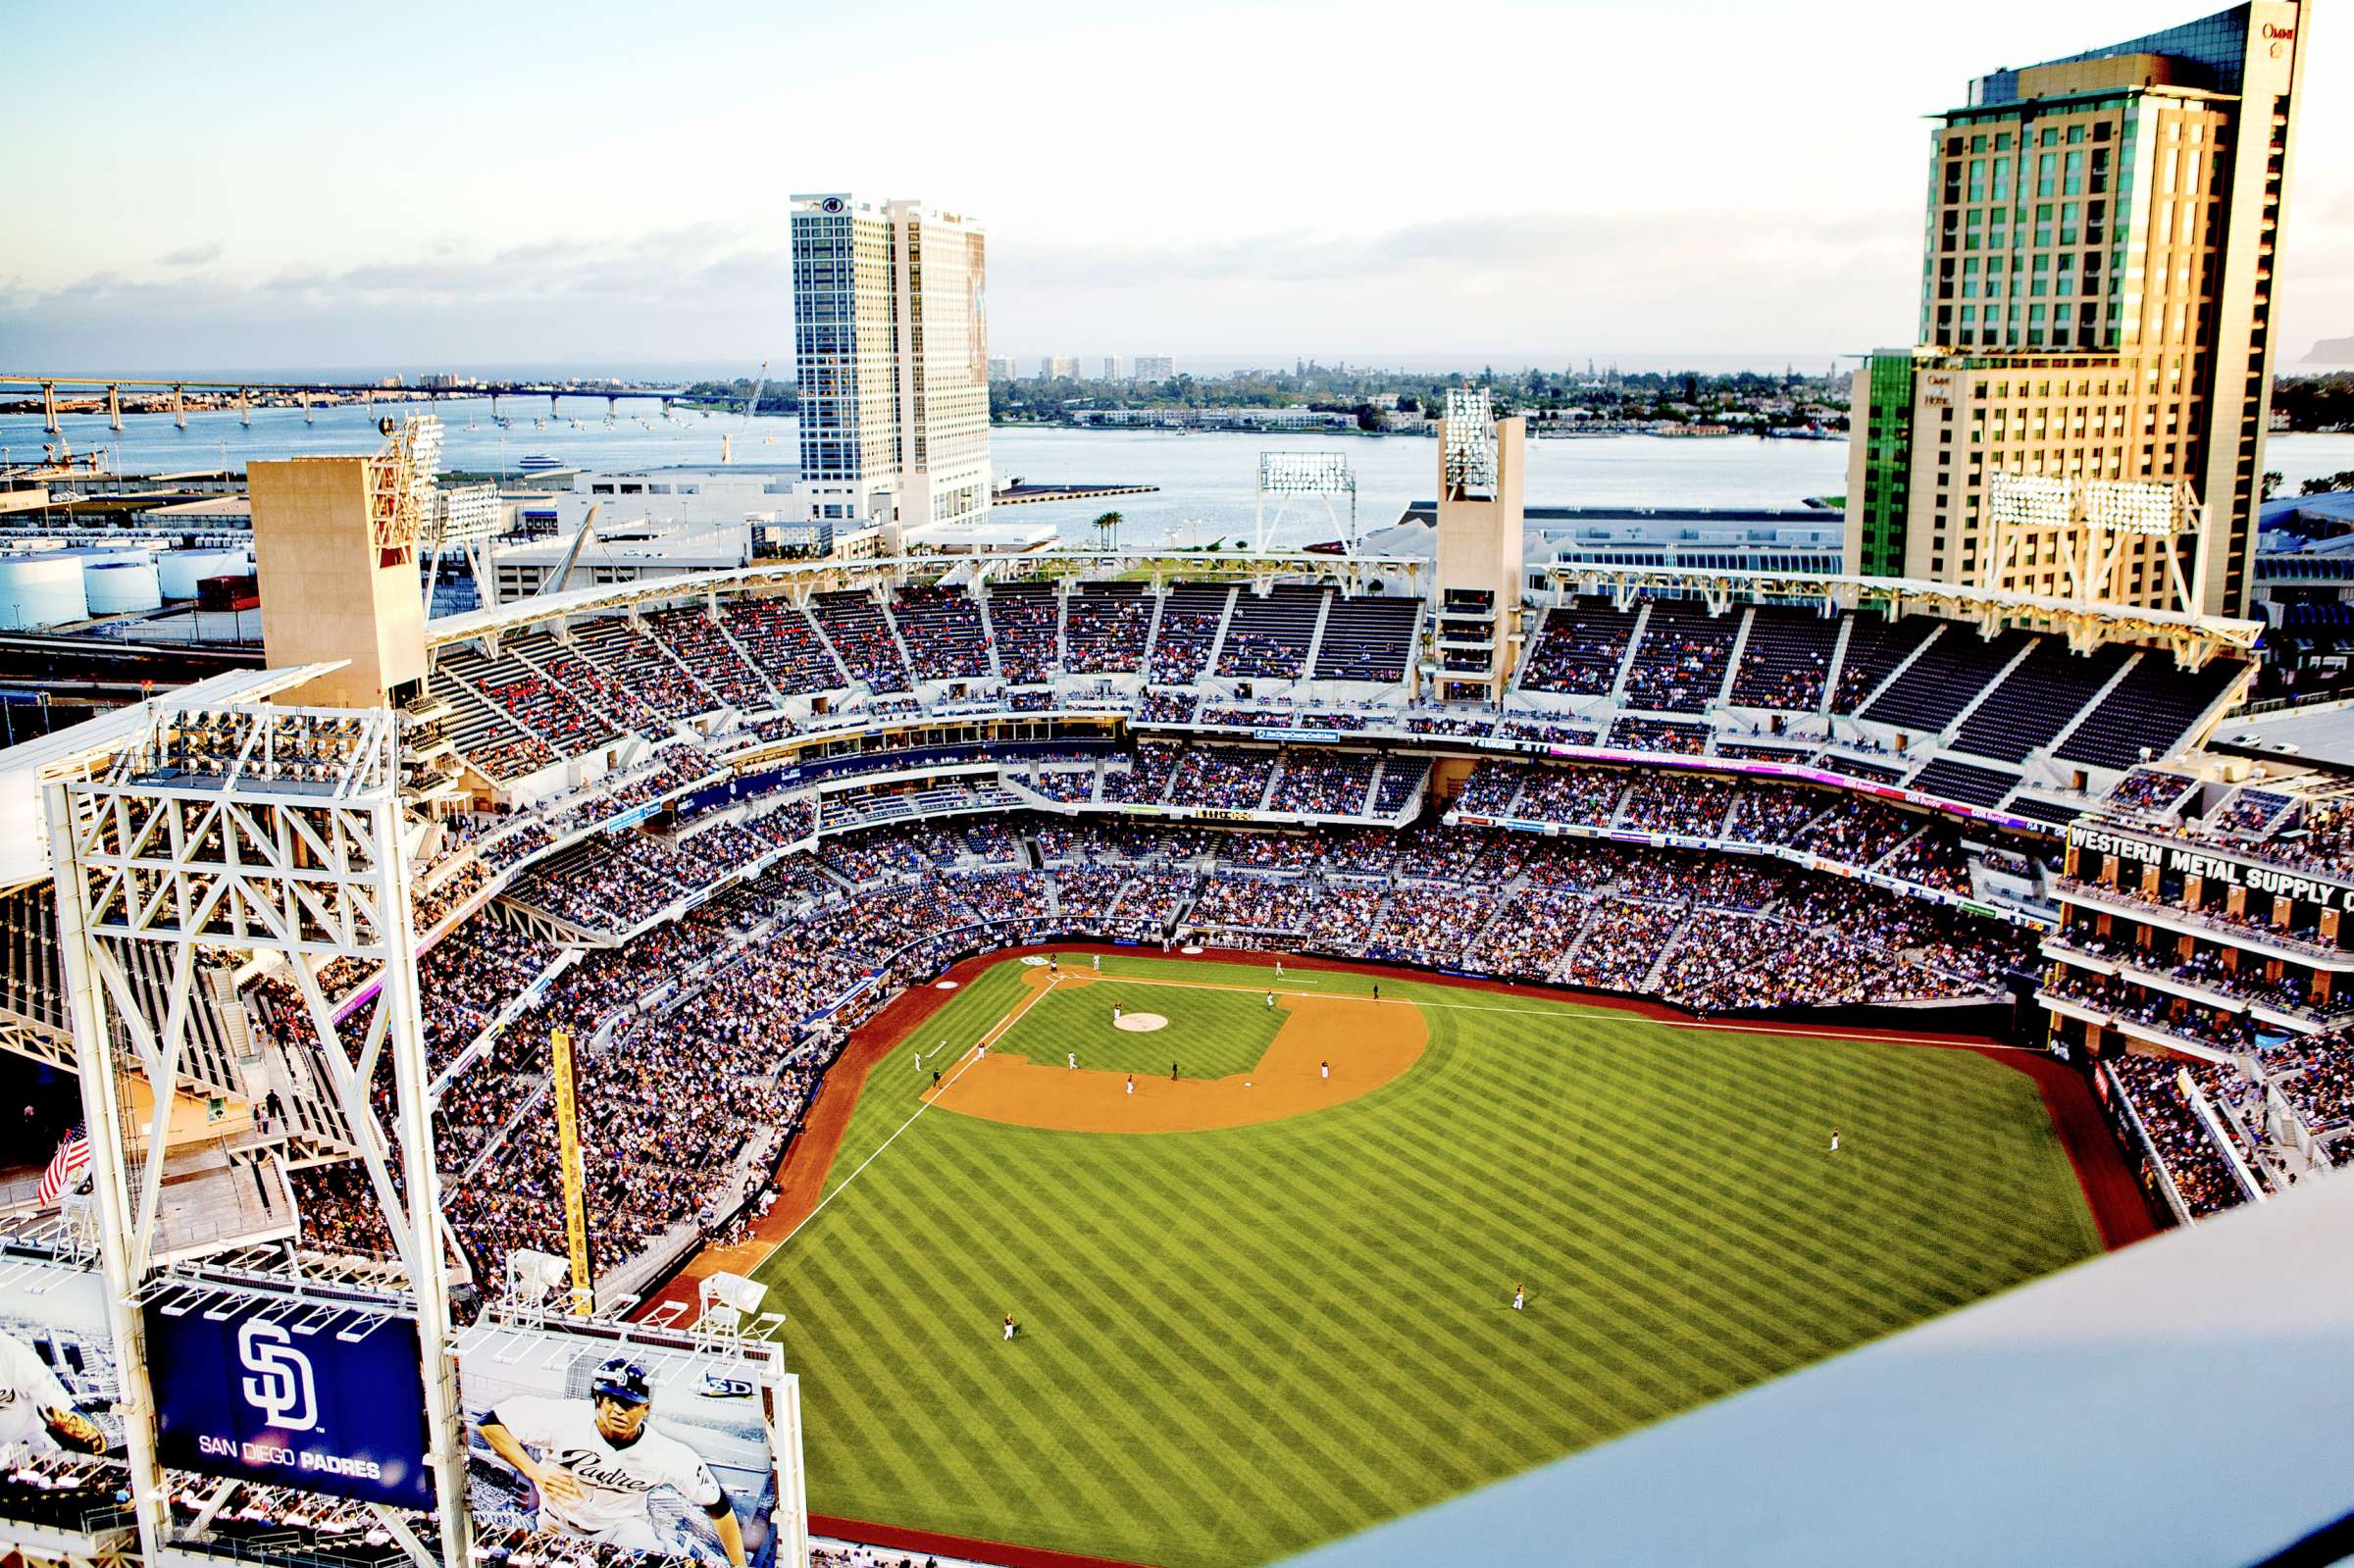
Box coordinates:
[935,980,959,989]
[1114,1013,1169,1032]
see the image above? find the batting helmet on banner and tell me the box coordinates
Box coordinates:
[590,1357,652,1407]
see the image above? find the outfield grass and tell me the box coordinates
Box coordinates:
[759,953,2101,1566]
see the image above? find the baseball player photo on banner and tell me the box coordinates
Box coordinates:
[459,1328,785,1568]
[0,1258,124,1466]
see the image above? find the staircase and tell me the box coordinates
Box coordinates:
[711,614,793,709]
[881,590,922,683]
[800,606,858,690]
[1817,616,1856,713]
[1607,603,1654,702]
[1855,623,1945,713]
[1200,586,1242,674]
[976,589,1007,683]
[1299,591,1335,681]
[1716,607,1756,704]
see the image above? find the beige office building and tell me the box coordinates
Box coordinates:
[1845,2,2308,617]
[791,194,991,538]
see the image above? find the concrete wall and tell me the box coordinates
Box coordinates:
[249,456,427,708]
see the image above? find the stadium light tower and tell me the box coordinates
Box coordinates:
[1255,451,1358,554]
[44,702,472,1568]
[1983,471,2201,614]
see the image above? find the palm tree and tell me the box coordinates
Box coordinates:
[1093,510,1124,550]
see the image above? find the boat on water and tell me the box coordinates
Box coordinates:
[516,453,563,475]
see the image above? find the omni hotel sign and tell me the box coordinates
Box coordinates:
[2068,823,2354,915]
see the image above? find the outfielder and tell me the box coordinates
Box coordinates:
[476,1358,745,1567]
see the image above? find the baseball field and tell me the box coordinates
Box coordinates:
[743,950,2110,1567]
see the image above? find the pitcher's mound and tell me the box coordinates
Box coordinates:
[1113,1013,1169,1033]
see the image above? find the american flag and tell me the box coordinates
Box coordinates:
[37,1126,90,1207]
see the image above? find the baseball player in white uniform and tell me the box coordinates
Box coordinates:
[0,1329,106,1457]
[476,1358,745,1566]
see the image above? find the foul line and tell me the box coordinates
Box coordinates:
[761,973,1063,1260]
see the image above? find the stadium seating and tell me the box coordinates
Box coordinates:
[812,589,914,692]
[985,582,1062,684]
[1519,598,1638,694]
[1619,602,1738,712]
[1949,640,2132,762]
[1859,626,2032,734]
[1218,584,1326,680]
[2055,652,2245,772]
[1151,582,1234,683]
[1065,582,1151,672]
[644,605,780,711]
[718,596,851,695]
[1312,594,1421,683]
[1830,613,1939,713]
[1729,606,1838,711]
[892,585,993,683]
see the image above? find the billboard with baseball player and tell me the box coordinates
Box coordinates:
[0,1258,122,1465]
[459,1327,790,1568]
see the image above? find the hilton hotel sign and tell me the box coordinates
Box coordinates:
[2068,823,2354,914]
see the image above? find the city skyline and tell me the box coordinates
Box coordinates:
[0,1,2345,374]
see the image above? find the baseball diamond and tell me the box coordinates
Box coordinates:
[694,948,2111,1567]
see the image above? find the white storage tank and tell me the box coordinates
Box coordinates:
[83,556,164,615]
[158,547,250,599]
[0,553,91,629]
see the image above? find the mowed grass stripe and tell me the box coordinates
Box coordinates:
[794,1138,1190,1553]
[759,956,2100,1567]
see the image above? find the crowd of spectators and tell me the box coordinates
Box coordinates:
[1063,589,1151,673]
[1267,752,1375,816]
[286,775,2070,1284]
[984,586,1059,684]
[1607,717,1711,755]
[2109,1053,2253,1218]
[1618,609,1736,712]
[1149,600,1225,684]
[1519,602,1635,694]
[2104,768,2196,819]
[2050,926,2348,1022]
[2043,970,2250,1051]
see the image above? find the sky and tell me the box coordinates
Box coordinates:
[0,0,2346,377]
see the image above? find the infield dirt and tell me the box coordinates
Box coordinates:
[924,966,1427,1134]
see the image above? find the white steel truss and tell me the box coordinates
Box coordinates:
[43,701,471,1568]
[1254,451,1359,554]
[1983,471,2200,615]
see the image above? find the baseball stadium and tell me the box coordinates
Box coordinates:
[4,400,2353,1567]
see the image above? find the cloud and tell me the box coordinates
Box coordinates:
[987,207,1928,359]
[157,241,223,267]
[0,226,799,368]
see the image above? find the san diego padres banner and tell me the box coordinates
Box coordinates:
[143,1289,435,1509]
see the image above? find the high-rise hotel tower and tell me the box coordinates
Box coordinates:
[790,195,991,538]
[1844,4,2308,618]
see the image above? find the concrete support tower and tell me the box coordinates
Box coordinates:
[1430,389,1527,704]
[248,416,437,706]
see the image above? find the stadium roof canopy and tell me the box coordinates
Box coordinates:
[1285,1178,2354,1568]
[421,549,1429,649]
